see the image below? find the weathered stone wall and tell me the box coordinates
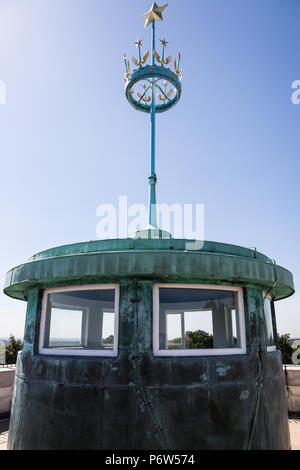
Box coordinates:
[0,368,15,416]
[284,366,300,413]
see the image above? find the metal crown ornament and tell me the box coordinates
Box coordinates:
[123,3,182,230]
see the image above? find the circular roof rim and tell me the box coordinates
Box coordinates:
[26,238,273,263]
[4,249,294,303]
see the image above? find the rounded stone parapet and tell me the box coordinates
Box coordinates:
[3,239,294,302]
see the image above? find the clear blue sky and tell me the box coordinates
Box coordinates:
[0,0,299,338]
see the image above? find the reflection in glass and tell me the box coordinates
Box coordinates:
[263,297,275,347]
[102,311,115,347]
[43,289,116,350]
[159,288,240,350]
[49,308,82,347]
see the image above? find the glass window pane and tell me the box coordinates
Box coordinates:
[43,288,116,351]
[263,297,275,347]
[231,309,237,340]
[184,311,214,349]
[166,313,182,349]
[49,308,82,347]
[185,310,213,334]
[102,311,115,347]
[159,288,240,350]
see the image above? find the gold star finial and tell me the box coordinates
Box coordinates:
[142,2,168,28]
[135,37,143,48]
[160,38,168,47]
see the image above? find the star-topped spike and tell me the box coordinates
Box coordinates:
[159,38,168,47]
[124,3,182,230]
[135,38,143,48]
[134,37,144,64]
[142,2,168,28]
[159,37,168,64]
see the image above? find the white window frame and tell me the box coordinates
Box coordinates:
[164,308,213,350]
[153,283,246,356]
[262,291,276,352]
[39,284,119,357]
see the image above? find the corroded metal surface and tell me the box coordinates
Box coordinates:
[7,281,291,450]
[3,239,294,302]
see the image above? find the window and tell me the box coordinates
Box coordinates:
[153,284,246,356]
[263,292,276,351]
[39,284,119,356]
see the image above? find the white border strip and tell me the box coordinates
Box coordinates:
[39,283,119,357]
[263,291,277,352]
[153,283,247,356]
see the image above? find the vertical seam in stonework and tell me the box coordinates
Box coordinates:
[246,266,280,449]
[246,350,265,449]
[132,281,171,450]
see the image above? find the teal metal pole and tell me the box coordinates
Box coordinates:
[149,20,157,227]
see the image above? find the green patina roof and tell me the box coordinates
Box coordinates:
[3,238,294,302]
[27,238,271,262]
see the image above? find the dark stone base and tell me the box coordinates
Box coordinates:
[8,349,290,450]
